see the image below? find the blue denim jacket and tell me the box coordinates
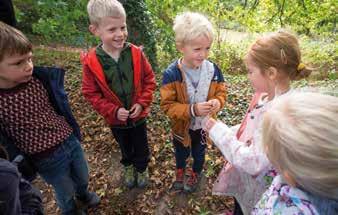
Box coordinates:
[0,66,81,179]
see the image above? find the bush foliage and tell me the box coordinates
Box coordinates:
[14,0,336,78]
[15,0,158,69]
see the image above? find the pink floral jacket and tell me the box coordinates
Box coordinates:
[209,93,276,214]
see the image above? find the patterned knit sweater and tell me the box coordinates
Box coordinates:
[0,77,72,155]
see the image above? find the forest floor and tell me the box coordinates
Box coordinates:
[32,46,337,215]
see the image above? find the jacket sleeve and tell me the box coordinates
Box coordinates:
[209,120,270,176]
[210,82,227,110]
[0,161,21,215]
[160,71,191,121]
[209,64,227,110]
[136,52,156,108]
[81,62,120,125]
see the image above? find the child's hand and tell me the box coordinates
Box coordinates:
[202,117,217,132]
[208,99,221,113]
[195,102,213,116]
[117,108,129,121]
[129,103,143,119]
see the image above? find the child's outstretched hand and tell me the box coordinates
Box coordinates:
[129,103,143,119]
[208,99,221,113]
[117,107,130,121]
[195,102,213,116]
[202,117,217,132]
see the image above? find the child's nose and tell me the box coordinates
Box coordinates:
[201,50,208,58]
[24,60,33,73]
[116,29,124,36]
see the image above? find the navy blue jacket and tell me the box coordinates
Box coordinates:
[0,158,44,215]
[0,66,81,180]
[0,158,21,215]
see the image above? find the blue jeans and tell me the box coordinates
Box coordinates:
[173,129,206,173]
[32,134,89,215]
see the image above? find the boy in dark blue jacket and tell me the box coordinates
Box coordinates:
[0,21,99,215]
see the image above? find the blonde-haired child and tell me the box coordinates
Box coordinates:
[160,12,227,192]
[253,92,338,214]
[82,0,156,188]
[87,0,125,24]
[203,30,312,214]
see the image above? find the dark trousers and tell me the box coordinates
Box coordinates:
[173,129,206,174]
[111,121,149,172]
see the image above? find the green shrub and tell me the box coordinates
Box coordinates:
[209,41,250,75]
[15,0,93,46]
[122,0,158,71]
[300,36,337,80]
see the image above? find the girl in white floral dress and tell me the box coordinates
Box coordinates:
[253,92,338,214]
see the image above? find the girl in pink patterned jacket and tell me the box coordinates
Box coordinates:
[203,30,312,214]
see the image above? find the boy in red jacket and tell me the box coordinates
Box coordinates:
[82,0,156,188]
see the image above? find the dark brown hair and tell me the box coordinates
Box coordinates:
[0,21,32,62]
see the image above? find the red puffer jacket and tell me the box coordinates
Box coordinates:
[81,44,156,126]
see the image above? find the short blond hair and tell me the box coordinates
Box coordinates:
[0,21,32,62]
[87,0,126,25]
[173,12,214,48]
[262,92,338,200]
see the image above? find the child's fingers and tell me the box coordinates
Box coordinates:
[118,108,129,119]
[129,106,135,112]
[129,111,138,118]
[129,106,141,118]
[196,102,213,116]
[201,103,213,111]
[118,113,128,121]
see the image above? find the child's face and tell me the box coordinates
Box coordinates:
[0,52,33,89]
[245,56,272,93]
[179,35,212,69]
[91,16,128,52]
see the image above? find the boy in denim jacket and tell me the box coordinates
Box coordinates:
[82,0,156,188]
[0,22,99,215]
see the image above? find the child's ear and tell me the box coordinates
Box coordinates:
[89,24,99,36]
[283,170,297,187]
[176,44,184,53]
[267,67,278,81]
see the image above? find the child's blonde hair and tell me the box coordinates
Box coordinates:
[173,12,213,48]
[0,21,32,62]
[87,0,126,25]
[262,92,338,200]
[246,30,311,81]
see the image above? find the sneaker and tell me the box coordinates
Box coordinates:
[124,165,135,188]
[172,168,184,190]
[184,171,201,193]
[76,191,100,208]
[136,168,149,188]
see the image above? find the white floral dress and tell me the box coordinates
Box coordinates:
[252,175,320,214]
